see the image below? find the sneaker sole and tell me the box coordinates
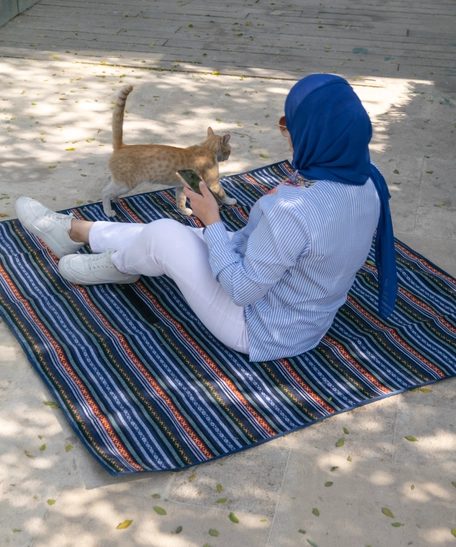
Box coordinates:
[58,256,140,286]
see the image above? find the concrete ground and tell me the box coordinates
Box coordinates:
[0,0,455,546]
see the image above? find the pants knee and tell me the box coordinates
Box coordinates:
[140,219,200,258]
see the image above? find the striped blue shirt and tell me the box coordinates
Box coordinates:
[204,177,380,361]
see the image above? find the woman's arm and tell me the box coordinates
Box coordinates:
[204,198,311,307]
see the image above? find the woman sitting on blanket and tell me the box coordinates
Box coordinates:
[15,74,398,362]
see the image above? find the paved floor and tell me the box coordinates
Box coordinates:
[0,1,455,546]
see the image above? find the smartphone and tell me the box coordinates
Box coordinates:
[176,169,223,205]
[176,169,203,193]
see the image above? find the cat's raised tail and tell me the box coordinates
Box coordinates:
[112,85,133,150]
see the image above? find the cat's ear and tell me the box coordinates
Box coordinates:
[222,134,231,145]
[207,127,214,136]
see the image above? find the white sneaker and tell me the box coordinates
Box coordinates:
[58,249,140,285]
[15,197,85,258]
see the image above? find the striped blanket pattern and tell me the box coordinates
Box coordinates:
[0,161,455,475]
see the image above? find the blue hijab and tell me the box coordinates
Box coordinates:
[285,74,397,318]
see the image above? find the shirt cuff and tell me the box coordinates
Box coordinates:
[203,221,230,246]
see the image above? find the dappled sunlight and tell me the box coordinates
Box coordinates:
[369,469,395,486]
[402,480,453,502]
[1,1,456,545]
[0,57,292,215]
[270,384,456,544]
[422,528,456,545]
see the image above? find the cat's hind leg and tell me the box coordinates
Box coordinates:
[102,176,129,217]
[206,179,237,206]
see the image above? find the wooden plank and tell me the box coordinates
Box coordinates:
[18,0,42,10]
[0,0,455,88]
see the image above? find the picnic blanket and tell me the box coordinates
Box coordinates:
[0,161,455,475]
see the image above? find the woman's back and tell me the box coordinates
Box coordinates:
[233,177,380,361]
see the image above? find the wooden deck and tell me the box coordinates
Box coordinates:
[1,0,455,89]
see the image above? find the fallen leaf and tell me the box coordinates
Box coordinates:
[343,427,349,434]
[393,169,399,174]
[65,444,72,452]
[47,499,56,505]
[151,493,160,499]
[451,482,456,488]
[298,529,306,534]
[260,154,269,159]
[216,498,227,503]
[405,436,418,442]
[175,525,182,534]
[229,512,239,523]
[153,506,167,515]
[44,401,60,408]
[347,456,353,462]
[24,450,35,458]
[335,438,345,447]
[324,481,333,487]
[39,444,46,451]
[216,484,223,493]
[381,507,394,518]
[452,529,456,538]
[391,522,403,527]
[307,540,319,547]
[330,466,339,472]
[116,520,133,529]
[312,508,320,516]
[209,529,219,536]
[65,148,75,152]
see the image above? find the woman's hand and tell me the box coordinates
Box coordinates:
[183,181,221,226]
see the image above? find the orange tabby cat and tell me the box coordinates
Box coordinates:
[102,85,236,217]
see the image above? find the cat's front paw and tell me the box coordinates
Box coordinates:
[103,206,117,218]
[179,207,193,216]
[222,197,237,206]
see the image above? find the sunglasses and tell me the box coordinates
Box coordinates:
[277,115,288,137]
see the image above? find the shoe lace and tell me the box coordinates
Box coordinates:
[71,250,115,275]
[88,251,115,272]
[44,210,75,228]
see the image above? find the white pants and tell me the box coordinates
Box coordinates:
[89,219,249,354]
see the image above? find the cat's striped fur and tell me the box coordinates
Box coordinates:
[102,85,235,217]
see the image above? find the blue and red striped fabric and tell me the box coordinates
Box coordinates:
[0,161,455,475]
